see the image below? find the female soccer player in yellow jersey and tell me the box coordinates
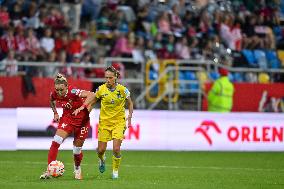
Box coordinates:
[73,66,133,179]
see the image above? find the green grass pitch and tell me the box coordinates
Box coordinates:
[0,150,283,189]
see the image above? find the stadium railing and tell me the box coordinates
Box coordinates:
[1,58,284,110]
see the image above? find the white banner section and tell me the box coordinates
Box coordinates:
[0,109,17,150]
[16,108,284,151]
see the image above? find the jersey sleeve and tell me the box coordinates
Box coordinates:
[95,86,102,99]
[123,87,130,99]
[70,88,83,97]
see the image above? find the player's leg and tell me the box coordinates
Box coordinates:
[73,139,84,180]
[97,141,107,173]
[72,123,90,180]
[112,139,122,179]
[111,123,126,179]
[97,125,110,173]
[48,129,69,164]
[40,129,69,179]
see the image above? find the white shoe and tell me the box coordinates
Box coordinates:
[112,170,118,179]
[74,165,82,180]
[40,170,50,179]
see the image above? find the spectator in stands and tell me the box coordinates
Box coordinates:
[164,34,176,58]
[40,27,55,55]
[44,50,58,78]
[112,9,129,34]
[25,28,42,60]
[24,1,40,29]
[1,50,18,76]
[175,36,190,59]
[15,26,27,57]
[207,67,234,112]
[157,11,171,35]
[242,14,261,49]
[135,4,151,38]
[54,31,69,54]
[61,0,83,32]
[67,32,83,59]
[0,27,17,55]
[169,3,184,36]
[96,6,112,34]
[132,36,145,63]
[0,5,10,28]
[44,6,68,30]
[111,32,134,57]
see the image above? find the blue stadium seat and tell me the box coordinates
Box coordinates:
[232,72,244,82]
[228,73,234,81]
[265,50,281,69]
[149,70,159,95]
[178,71,187,95]
[242,49,257,67]
[253,49,268,69]
[183,71,199,92]
[209,71,220,81]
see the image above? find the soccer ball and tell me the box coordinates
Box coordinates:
[48,160,65,177]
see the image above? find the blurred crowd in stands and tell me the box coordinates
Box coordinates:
[0,0,284,83]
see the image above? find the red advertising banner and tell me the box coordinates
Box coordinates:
[0,76,93,107]
[203,83,284,112]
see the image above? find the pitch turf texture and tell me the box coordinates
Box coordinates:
[0,151,283,189]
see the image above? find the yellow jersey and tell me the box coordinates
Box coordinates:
[95,83,130,124]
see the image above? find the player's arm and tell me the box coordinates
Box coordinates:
[73,90,97,115]
[50,95,59,122]
[126,96,133,128]
[79,90,96,112]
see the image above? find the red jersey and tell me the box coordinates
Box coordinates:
[50,86,89,125]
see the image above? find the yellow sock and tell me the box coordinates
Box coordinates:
[112,154,121,172]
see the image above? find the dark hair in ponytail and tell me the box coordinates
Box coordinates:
[105,66,120,78]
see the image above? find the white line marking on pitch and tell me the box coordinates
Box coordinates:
[1,160,283,172]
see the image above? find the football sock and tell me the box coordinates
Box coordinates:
[48,141,60,164]
[112,154,121,172]
[74,152,83,168]
[73,146,83,168]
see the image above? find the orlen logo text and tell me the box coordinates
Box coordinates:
[196,120,284,145]
[227,126,283,142]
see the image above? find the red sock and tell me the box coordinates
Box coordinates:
[48,141,60,164]
[74,152,83,167]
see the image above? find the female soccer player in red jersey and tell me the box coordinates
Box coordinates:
[40,73,95,180]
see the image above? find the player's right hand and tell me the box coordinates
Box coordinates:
[72,106,84,116]
[54,113,59,122]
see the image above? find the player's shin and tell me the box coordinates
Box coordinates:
[97,149,105,161]
[73,146,83,180]
[48,135,63,164]
[73,146,83,168]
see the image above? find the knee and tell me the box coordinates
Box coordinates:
[97,147,105,155]
[73,139,84,147]
[53,135,64,145]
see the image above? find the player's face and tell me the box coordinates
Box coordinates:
[55,83,68,97]
[105,70,116,89]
